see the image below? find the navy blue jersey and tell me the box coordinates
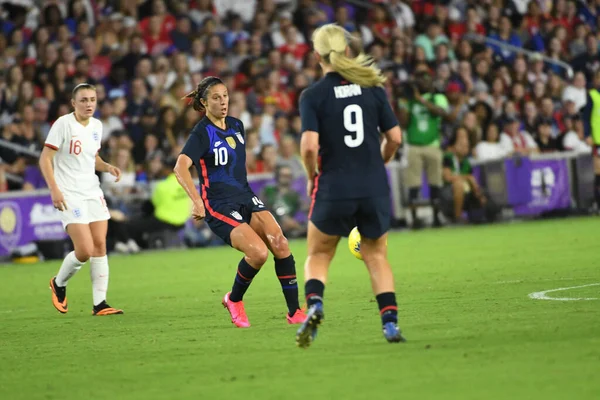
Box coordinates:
[299,72,398,200]
[181,116,252,202]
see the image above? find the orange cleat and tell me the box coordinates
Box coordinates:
[92,301,124,316]
[49,277,68,314]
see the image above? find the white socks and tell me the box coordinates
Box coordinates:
[90,255,109,306]
[55,251,85,287]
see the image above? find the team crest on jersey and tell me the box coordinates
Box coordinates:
[92,132,99,142]
[73,208,81,218]
[230,211,243,221]
[235,132,244,144]
[226,137,236,149]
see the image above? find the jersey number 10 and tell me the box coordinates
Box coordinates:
[343,104,364,148]
[213,147,228,166]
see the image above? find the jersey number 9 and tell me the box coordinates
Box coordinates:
[343,104,364,148]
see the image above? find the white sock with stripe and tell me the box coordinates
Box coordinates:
[90,255,109,306]
[55,251,85,287]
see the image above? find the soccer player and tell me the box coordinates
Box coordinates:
[40,83,124,316]
[296,24,405,347]
[174,76,307,328]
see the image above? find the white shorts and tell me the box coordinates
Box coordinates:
[60,196,110,229]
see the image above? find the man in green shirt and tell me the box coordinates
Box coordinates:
[441,136,488,223]
[261,166,305,238]
[399,69,452,228]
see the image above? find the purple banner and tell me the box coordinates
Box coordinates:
[0,193,68,257]
[504,157,533,206]
[513,159,571,216]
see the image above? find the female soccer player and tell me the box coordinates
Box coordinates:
[40,83,123,316]
[174,76,306,328]
[296,24,405,347]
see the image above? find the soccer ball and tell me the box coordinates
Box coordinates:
[348,227,363,260]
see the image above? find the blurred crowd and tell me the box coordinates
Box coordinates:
[0,0,599,231]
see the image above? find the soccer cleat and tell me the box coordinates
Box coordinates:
[222,292,251,328]
[286,309,308,324]
[382,322,406,343]
[92,301,124,316]
[296,303,324,349]
[49,277,68,314]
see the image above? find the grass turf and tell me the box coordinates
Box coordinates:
[0,217,599,400]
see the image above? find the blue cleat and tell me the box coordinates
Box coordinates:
[296,303,324,349]
[383,322,406,343]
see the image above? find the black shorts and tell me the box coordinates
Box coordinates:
[309,195,391,239]
[204,192,265,246]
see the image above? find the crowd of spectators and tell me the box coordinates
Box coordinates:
[0,0,599,232]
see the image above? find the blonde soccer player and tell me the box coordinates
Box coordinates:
[40,83,124,316]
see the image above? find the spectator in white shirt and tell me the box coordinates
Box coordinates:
[562,72,588,112]
[499,116,539,156]
[562,114,592,154]
[474,123,510,161]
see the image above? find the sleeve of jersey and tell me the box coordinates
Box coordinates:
[299,89,319,132]
[434,94,450,111]
[44,118,64,150]
[376,88,399,132]
[181,132,209,165]
[442,154,453,169]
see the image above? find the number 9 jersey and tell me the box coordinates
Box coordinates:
[299,72,398,201]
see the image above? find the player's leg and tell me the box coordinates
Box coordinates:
[50,223,93,313]
[404,146,424,229]
[89,219,123,315]
[357,196,406,343]
[249,210,304,322]
[220,223,269,328]
[425,146,444,227]
[296,221,340,348]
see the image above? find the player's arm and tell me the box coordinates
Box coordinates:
[299,88,320,192]
[39,146,68,211]
[175,132,207,220]
[378,88,402,163]
[95,153,121,182]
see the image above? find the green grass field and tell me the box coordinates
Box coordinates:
[1,217,599,400]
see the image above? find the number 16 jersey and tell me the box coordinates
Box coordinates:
[44,113,103,200]
[299,72,399,200]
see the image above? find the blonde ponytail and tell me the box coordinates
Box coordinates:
[312,24,386,88]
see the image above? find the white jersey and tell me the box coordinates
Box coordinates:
[44,113,103,200]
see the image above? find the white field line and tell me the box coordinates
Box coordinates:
[528,283,600,301]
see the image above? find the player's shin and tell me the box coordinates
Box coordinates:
[275,254,300,315]
[55,251,85,287]
[229,258,261,302]
[90,255,109,306]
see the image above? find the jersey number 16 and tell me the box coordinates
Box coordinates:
[343,104,364,148]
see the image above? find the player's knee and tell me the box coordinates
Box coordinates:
[270,234,290,258]
[92,242,107,257]
[74,245,94,262]
[247,244,269,267]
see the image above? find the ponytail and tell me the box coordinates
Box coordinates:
[312,24,386,88]
[328,51,386,88]
[181,76,224,112]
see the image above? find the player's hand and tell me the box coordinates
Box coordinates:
[108,164,121,182]
[192,201,206,221]
[306,179,314,197]
[51,188,67,211]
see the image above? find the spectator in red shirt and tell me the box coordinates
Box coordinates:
[82,37,112,82]
[139,0,176,38]
[370,4,396,46]
[144,16,173,56]
[279,26,310,69]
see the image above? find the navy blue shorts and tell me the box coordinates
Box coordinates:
[309,195,391,239]
[204,192,266,246]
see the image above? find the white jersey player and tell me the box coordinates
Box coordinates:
[39,83,124,316]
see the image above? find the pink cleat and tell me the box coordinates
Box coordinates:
[287,309,308,324]
[222,292,251,328]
